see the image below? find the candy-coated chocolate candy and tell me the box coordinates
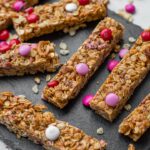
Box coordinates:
[141,31,150,41]
[78,0,90,5]
[107,59,119,72]
[0,30,9,41]
[76,63,89,75]
[19,44,31,56]
[100,28,112,41]
[119,48,128,58]
[65,3,78,12]
[26,13,39,23]
[25,7,34,14]
[0,42,11,53]
[82,94,94,107]
[105,93,119,107]
[9,39,20,47]
[12,0,25,12]
[45,125,60,141]
[125,3,136,14]
[47,80,59,88]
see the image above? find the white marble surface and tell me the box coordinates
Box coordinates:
[108,0,150,29]
[0,0,150,149]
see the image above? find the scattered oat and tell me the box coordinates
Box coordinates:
[17,95,26,99]
[129,37,136,43]
[34,77,41,84]
[96,81,100,84]
[97,127,104,135]
[32,85,39,94]
[110,53,116,59]
[124,104,132,111]
[118,9,132,21]
[59,42,68,50]
[123,43,131,49]
[46,74,51,82]
[60,49,70,56]
[69,29,76,36]
[128,144,135,150]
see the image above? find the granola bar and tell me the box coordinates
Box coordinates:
[12,0,107,41]
[90,33,150,122]
[42,17,124,109]
[0,41,59,76]
[119,94,150,141]
[128,144,135,150]
[0,92,107,150]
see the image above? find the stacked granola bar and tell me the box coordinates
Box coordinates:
[0,92,107,150]
[12,0,107,41]
[90,32,150,122]
[119,94,150,141]
[42,17,124,109]
[0,41,59,76]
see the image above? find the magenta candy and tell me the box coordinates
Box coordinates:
[107,59,119,72]
[31,44,37,49]
[76,63,89,75]
[125,3,136,14]
[119,48,128,58]
[82,94,94,107]
[19,44,31,56]
[105,93,119,107]
[12,1,25,12]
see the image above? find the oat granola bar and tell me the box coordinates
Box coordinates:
[90,33,150,122]
[0,92,107,150]
[42,17,124,109]
[12,0,107,41]
[0,41,59,76]
[128,144,135,150]
[119,94,150,141]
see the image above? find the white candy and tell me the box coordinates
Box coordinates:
[45,125,60,141]
[65,3,78,12]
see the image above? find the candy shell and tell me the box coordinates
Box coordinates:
[105,93,119,107]
[119,48,128,58]
[82,94,94,107]
[65,3,78,12]
[76,63,89,75]
[19,44,31,56]
[107,60,119,72]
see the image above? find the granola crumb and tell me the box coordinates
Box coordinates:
[97,127,104,135]
[110,53,116,59]
[46,74,51,82]
[60,49,70,56]
[96,81,100,85]
[123,43,131,49]
[129,37,136,43]
[124,104,132,111]
[17,95,26,99]
[32,85,39,94]
[34,77,41,84]
[69,29,76,36]
[59,42,68,50]
[118,9,132,21]
[128,144,135,150]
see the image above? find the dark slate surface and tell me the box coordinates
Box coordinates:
[0,0,150,150]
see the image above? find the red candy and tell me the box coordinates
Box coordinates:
[0,30,10,41]
[26,13,39,23]
[78,0,90,5]
[0,42,11,53]
[9,39,20,47]
[100,28,112,41]
[47,80,59,88]
[25,7,34,14]
[141,31,150,41]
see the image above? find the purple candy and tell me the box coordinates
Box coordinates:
[107,59,119,72]
[119,48,128,58]
[12,1,25,12]
[19,44,31,56]
[105,93,119,107]
[76,63,89,75]
[82,94,94,107]
[125,3,136,14]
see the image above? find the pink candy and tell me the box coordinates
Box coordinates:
[82,94,94,107]
[125,3,136,14]
[12,0,25,12]
[105,93,119,107]
[119,48,128,58]
[76,63,89,75]
[107,59,119,72]
[19,44,31,56]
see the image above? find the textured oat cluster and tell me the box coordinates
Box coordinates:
[42,17,124,109]
[119,94,150,141]
[0,92,106,150]
[90,35,150,122]
[0,41,60,76]
[12,0,107,41]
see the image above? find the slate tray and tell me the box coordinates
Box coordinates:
[0,1,149,150]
